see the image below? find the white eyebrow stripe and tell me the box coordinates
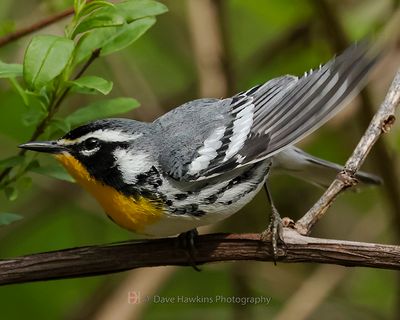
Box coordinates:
[59,129,143,145]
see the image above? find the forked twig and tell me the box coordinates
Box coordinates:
[296,69,400,235]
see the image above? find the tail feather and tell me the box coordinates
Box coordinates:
[272,147,382,188]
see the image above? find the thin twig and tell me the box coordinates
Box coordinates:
[308,4,400,317]
[0,7,74,48]
[313,0,400,231]
[296,69,400,234]
[304,0,400,233]
[0,230,400,286]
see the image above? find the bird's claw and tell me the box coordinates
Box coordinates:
[177,229,201,272]
[261,206,286,264]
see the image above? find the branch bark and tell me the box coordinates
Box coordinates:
[1,230,400,286]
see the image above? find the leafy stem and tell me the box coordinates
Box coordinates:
[0,0,167,206]
[0,48,100,185]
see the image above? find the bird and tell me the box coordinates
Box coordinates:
[19,42,381,261]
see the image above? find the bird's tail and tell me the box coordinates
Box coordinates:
[272,147,382,188]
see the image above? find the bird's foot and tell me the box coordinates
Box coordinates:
[177,229,201,272]
[261,207,289,264]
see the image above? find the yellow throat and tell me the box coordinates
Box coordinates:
[55,153,164,233]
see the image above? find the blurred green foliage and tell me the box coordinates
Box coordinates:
[0,0,399,319]
[0,0,167,215]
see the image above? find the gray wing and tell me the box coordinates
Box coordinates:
[154,98,231,179]
[158,42,378,181]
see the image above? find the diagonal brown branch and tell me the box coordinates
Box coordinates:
[303,4,400,317]
[310,0,400,233]
[296,69,400,234]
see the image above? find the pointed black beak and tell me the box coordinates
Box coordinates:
[18,141,67,154]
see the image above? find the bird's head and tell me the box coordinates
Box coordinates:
[19,118,154,187]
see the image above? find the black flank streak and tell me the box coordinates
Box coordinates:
[171,203,205,217]
[136,166,163,188]
[205,194,218,204]
[174,193,189,200]
[209,163,268,206]
[168,192,207,216]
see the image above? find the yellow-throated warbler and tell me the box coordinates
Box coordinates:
[20,43,381,247]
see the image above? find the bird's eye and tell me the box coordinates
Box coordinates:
[83,138,100,151]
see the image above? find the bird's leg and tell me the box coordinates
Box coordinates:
[177,228,201,272]
[261,183,285,263]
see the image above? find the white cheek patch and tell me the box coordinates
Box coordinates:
[60,130,143,145]
[113,148,153,184]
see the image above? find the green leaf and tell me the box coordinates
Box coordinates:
[0,156,24,169]
[4,186,18,201]
[65,97,139,126]
[74,17,156,64]
[79,0,115,18]
[31,164,75,183]
[114,0,168,22]
[0,60,23,78]
[8,78,29,105]
[69,75,113,95]
[23,35,74,90]
[74,0,87,14]
[72,10,125,38]
[0,212,23,226]
[102,17,156,55]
